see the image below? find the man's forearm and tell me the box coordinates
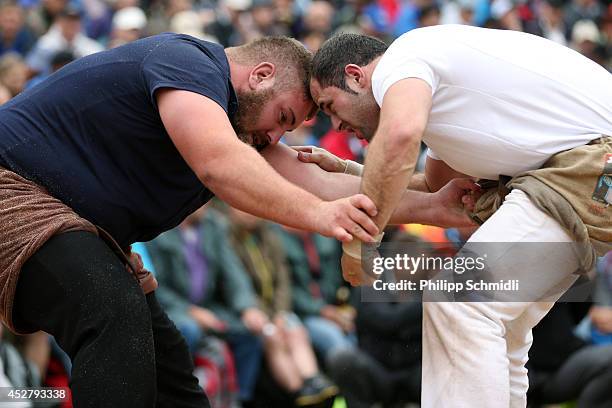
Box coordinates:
[265,143,430,213]
[204,142,324,232]
[362,134,421,230]
[360,78,432,231]
[407,173,431,192]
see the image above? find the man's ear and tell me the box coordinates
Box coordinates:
[344,64,367,90]
[248,62,276,90]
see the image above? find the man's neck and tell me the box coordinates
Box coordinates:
[225,50,250,92]
[363,56,383,86]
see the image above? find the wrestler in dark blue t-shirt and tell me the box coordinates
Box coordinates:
[0,33,238,247]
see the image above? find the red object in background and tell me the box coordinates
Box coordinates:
[320,130,356,160]
[44,357,72,408]
[379,0,400,23]
[320,129,368,160]
[517,3,535,22]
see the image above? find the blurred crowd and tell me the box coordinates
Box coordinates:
[0,0,611,104]
[2,201,612,408]
[1,0,612,407]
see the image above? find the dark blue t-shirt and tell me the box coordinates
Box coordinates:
[0,34,238,247]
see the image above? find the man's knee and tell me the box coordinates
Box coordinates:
[424,302,508,339]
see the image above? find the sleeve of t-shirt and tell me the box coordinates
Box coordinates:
[371,36,440,108]
[141,36,231,113]
[426,148,440,160]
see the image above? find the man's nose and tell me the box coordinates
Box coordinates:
[330,116,342,131]
[267,128,284,145]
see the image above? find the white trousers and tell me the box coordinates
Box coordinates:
[422,189,580,408]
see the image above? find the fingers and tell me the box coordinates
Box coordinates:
[348,209,379,241]
[294,146,315,163]
[292,145,314,153]
[451,178,482,212]
[462,194,476,211]
[333,226,353,243]
[452,178,481,192]
[296,150,324,165]
[296,151,309,163]
[349,194,378,217]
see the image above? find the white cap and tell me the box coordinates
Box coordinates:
[223,0,252,11]
[572,19,600,43]
[491,0,514,19]
[170,11,219,43]
[112,7,147,31]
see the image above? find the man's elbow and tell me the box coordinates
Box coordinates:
[196,158,231,191]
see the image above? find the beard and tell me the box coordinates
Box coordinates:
[351,94,380,142]
[232,87,275,148]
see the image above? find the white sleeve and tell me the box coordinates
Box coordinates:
[371,38,439,107]
[426,148,440,160]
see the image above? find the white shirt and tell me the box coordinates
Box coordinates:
[371,25,612,180]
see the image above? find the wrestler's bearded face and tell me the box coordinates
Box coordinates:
[344,91,379,141]
[233,87,275,147]
[309,78,380,142]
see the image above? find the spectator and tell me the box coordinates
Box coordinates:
[82,0,143,41]
[207,0,253,46]
[417,3,441,27]
[26,5,104,75]
[136,239,239,408]
[327,230,441,407]
[169,10,219,43]
[440,0,476,26]
[108,6,147,48]
[0,1,36,57]
[0,332,31,408]
[564,0,605,35]
[0,83,10,104]
[228,208,338,406]
[394,0,435,37]
[26,0,68,37]
[601,7,612,70]
[0,52,27,96]
[527,302,612,407]
[327,288,423,407]
[280,228,356,361]
[0,327,43,399]
[301,0,334,36]
[571,18,604,65]
[246,0,289,40]
[586,251,612,344]
[535,0,568,45]
[274,0,299,34]
[146,0,194,35]
[25,49,74,89]
[147,205,264,404]
[490,0,523,30]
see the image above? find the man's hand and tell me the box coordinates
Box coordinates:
[590,306,612,333]
[425,178,482,228]
[242,307,270,335]
[293,146,347,173]
[315,195,379,243]
[189,306,226,331]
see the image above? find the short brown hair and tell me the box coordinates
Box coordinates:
[228,37,313,100]
[313,34,388,92]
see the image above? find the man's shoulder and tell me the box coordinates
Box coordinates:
[138,33,229,77]
[142,33,225,59]
[390,25,477,48]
